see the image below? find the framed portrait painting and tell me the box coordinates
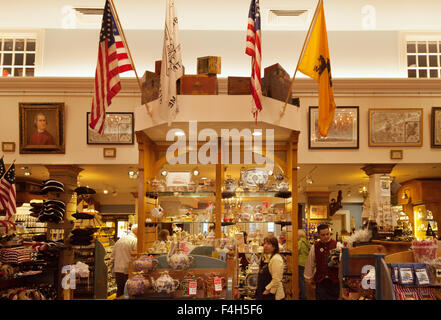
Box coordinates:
[369,108,423,147]
[19,103,65,154]
[309,205,328,220]
[308,106,359,149]
[431,107,441,148]
[87,112,134,145]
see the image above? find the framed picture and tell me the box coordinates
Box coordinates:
[390,150,403,160]
[2,142,15,152]
[309,205,328,220]
[87,112,134,145]
[431,107,441,148]
[368,108,423,147]
[103,148,116,158]
[19,103,65,154]
[308,106,359,149]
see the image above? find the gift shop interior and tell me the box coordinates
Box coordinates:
[1,0,441,302]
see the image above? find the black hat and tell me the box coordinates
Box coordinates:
[45,200,66,208]
[40,185,64,194]
[42,180,65,188]
[44,204,66,213]
[72,212,95,220]
[74,186,96,195]
[30,202,44,209]
[71,228,98,237]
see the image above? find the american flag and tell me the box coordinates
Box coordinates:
[0,162,16,219]
[89,0,133,134]
[246,0,262,122]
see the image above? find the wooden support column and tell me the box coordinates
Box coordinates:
[135,131,156,254]
[215,137,223,239]
[44,165,83,300]
[287,131,299,300]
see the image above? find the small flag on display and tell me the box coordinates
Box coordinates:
[0,163,16,219]
[246,0,262,122]
[159,0,184,125]
[89,0,133,134]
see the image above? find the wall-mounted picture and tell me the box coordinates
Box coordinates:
[308,106,359,149]
[2,142,15,153]
[431,107,441,148]
[369,108,423,147]
[309,205,328,220]
[87,112,134,145]
[19,103,65,154]
[103,148,116,158]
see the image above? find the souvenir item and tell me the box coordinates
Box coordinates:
[167,249,194,270]
[224,176,236,192]
[204,273,226,298]
[151,271,180,294]
[242,169,268,187]
[150,205,164,218]
[179,273,203,297]
[187,181,196,192]
[126,273,151,296]
[133,255,159,273]
[151,179,161,192]
[399,267,414,285]
[415,267,430,286]
[277,182,289,192]
[412,239,438,263]
[254,211,264,222]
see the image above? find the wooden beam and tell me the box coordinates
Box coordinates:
[215,137,223,239]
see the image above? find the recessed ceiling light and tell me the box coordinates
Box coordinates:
[201,177,207,180]
[103,189,109,195]
[161,170,168,176]
[252,130,262,136]
[193,169,199,176]
[175,130,185,136]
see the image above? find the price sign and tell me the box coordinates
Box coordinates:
[188,280,197,295]
[214,277,222,292]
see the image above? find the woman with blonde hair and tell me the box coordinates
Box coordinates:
[298,229,310,299]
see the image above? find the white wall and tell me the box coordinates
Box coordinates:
[39,29,402,78]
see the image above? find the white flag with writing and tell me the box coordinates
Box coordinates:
[159,0,183,125]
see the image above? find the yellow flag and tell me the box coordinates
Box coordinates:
[298,0,336,137]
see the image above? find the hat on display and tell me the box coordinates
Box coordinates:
[71,228,98,237]
[40,185,64,194]
[30,202,44,209]
[43,180,65,188]
[45,200,66,208]
[72,212,94,220]
[74,186,96,195]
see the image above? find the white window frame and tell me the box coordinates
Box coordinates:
[399,32,441,79]
[0,30,43,77]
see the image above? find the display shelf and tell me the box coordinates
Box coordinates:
[222,191,291,199]
[146,192,216,199]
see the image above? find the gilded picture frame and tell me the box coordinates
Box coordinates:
[87,112,134,145]
[309,205,328,220]
[309,106,359,149]
[431,107,441,148]
[368,108,423,147]
[19,102,65,154]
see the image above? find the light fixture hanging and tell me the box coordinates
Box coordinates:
[128,167,139,179]
[161,170,168,176]
[192,168,199,176]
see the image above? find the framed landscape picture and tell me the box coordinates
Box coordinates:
[431,107,441,148]
[309,205,328,220]
[368,108,423,147]
[87,112,134,145]
[19,102,65,154]
[309,106,359,149]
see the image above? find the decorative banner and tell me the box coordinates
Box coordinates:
[188,280,197,295]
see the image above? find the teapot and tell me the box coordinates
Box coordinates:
[133,254,159,273]
[151,271,180,294]
[167,248,194,271]
[277,182,289,192]
[126,273,151,296]
[150,205,164,218]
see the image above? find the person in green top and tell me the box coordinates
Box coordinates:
[298,229,311,300]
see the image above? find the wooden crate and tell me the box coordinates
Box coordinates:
[227,76,251,95]
[141,70,160,104]
[262,63,293,104]
[155,60,162,75]
[180,75,218,95]
[197,56,221,75]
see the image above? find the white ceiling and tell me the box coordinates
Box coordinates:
[2,0,441,31]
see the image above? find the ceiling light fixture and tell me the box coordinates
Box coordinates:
[175,130,185,136]
[128,167,139,179]
[306,176,313,185]
[103,189,109,195]
[193,169,199,176]
[161,170,168,176]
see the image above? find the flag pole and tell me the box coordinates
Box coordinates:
[109,0,153,118]
[280,0,322,117]
[0,159,16,181]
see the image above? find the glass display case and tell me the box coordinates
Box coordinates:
[414,205,438,240]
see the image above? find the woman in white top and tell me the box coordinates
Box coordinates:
[255,236,285,300]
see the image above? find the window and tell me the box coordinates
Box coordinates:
[0,37,36,77]
[406,40,441,78]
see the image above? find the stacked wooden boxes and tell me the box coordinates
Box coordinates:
[179,56,220,95]
[227,76,251,95]
[262,63,294,104]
